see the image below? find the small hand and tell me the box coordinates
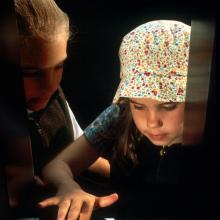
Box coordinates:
[38,188,118,220]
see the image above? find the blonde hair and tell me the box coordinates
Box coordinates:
[14,0,70,41]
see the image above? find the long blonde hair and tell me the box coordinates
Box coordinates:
[14,0,70,41]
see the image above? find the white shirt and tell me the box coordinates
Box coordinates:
[65,101,83,140]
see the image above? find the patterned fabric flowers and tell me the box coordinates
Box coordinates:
[113,20,191,103]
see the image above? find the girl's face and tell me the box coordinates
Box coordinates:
[129,98,185,147]
[20,34,68,111]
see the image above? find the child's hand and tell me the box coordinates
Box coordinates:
[38,185,118,220]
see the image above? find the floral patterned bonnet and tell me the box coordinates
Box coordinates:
[113,20,191,103]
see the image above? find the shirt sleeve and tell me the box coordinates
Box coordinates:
[84,104,120,154]
[66,101,83,140]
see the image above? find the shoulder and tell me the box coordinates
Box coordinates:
[83,103,124,151]
[84,104,121,133]
[98,103,121,120]
[99,102,127,119]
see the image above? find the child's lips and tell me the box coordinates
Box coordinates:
[148,133,167,140]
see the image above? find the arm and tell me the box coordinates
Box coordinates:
[87,157,110,178]
[67,100,110,178]
[39,135,118,220]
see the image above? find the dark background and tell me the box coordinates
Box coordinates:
[56,0,216,129]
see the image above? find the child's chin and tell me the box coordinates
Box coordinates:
[27,101,47,112]
[150,139,169,147]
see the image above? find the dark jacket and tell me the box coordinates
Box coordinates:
[28,88,74,175]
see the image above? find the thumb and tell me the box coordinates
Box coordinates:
[96,193,119,208]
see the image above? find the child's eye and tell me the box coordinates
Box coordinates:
[133,104,145,110]
[160,103,178,111]
[22,70,42,78]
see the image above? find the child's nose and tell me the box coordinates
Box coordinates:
[146,111,163,128]
[40,69,60,92]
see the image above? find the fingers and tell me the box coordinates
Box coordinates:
[57,198,94,220]
[64,200,83,220]
[78,200,94,220]
[57,200,72,220]
[96,193,119,208]
[58,199,94,220]
[38,197,61,208]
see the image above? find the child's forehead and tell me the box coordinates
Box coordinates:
[129,98,176,105]
[20,37,68,69]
